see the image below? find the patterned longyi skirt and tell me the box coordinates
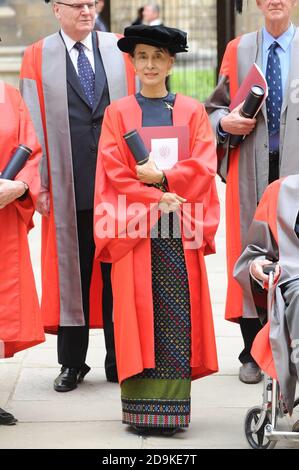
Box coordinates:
[121,213,191,429]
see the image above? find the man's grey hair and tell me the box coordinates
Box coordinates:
[146,3,160,15]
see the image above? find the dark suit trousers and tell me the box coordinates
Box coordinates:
[57,210,116,370]
[238,317,262,364]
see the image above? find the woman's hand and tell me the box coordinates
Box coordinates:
[0,178,27,209]
[159,192,187,213]
[36,189,50,217]
[136,153,164,184]
[250,259,280,284]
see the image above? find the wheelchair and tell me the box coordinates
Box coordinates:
[244,264,299,449]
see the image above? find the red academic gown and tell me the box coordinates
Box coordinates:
[208,33,299,322]
[246,180,281,380]
[20,34,136,332]
[218,38,242,321]
[0,83,44,357]
[234,178,285,380]
[214,37,246,322]
[235,175,299,412]
[94,94,220,383]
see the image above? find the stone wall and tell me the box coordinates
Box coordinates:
[111,0,217,47]
[111,0,217,69]
[0,1,57,85]
[1,1,299,47]
[0,0,218,86]
[0,0,57,46]
[1,0,299,87]
[236,1,299,36]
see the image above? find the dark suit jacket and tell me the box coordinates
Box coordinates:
[65,32,110,210]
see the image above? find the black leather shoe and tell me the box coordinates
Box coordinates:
[160,427,180,436]
[77,363,91,383]
[131,425,179,437]
[0,408,17,426]
[131,425,152,436]
[54,364,91,392]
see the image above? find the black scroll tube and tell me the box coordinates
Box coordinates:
[123,129,149,165]
[229,85,265,149]
[0,144,32,180]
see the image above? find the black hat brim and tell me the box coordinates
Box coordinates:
[117,36,187,55]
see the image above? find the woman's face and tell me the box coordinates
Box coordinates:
[132,44,174,89]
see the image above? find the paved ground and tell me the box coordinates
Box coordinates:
[0,180,298,449]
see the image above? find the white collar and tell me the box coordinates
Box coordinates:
[60,30,93,53]
[149,19,162,26]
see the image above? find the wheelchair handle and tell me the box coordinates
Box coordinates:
[263,263,277,275]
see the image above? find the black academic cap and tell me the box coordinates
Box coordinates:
[235,0,243,13]
[117,25,188,55]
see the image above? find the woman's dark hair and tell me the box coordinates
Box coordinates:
[129,46,176,58]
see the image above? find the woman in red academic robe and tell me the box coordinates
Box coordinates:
[94,25,219,435]
[0,81,45,425]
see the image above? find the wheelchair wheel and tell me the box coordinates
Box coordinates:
[244,406,276,449]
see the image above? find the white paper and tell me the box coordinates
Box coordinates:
[151,138,178,170]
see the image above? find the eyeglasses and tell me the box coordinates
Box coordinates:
[54,1,98,10]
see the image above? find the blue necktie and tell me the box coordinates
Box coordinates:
[74,42,95,107]
[266,41,282,152]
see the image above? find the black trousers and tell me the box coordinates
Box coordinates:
[57,210,116,372]
[268,150,280,184]
[238,318,262,364]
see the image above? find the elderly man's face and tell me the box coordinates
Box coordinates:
[53,0,96,40]
[143,5,158,23]
[256,0,297,23]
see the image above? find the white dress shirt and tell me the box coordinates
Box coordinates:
[149,19,162,26]
[60,29,95,74]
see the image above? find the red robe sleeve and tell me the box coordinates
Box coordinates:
[14,91,42,230]
[166,101,219,255]
[94,103,164,262]
[164,103,216,199]
[94,99,219,262]
[100,104,162,203]
[164,103,220,254]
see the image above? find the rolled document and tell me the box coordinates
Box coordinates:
[123,129,149,165]
[0,144,32,180]
[229,85,265,149]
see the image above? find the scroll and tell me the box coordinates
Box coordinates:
[0,145,32,180]
[229,85,266,149]
[123,129,149,165]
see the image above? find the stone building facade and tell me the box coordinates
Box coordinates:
[1,1,299,89]
[111,0,217,48]
[1,1,299,48]
[236,1,299,35]
[0,0,57,46]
